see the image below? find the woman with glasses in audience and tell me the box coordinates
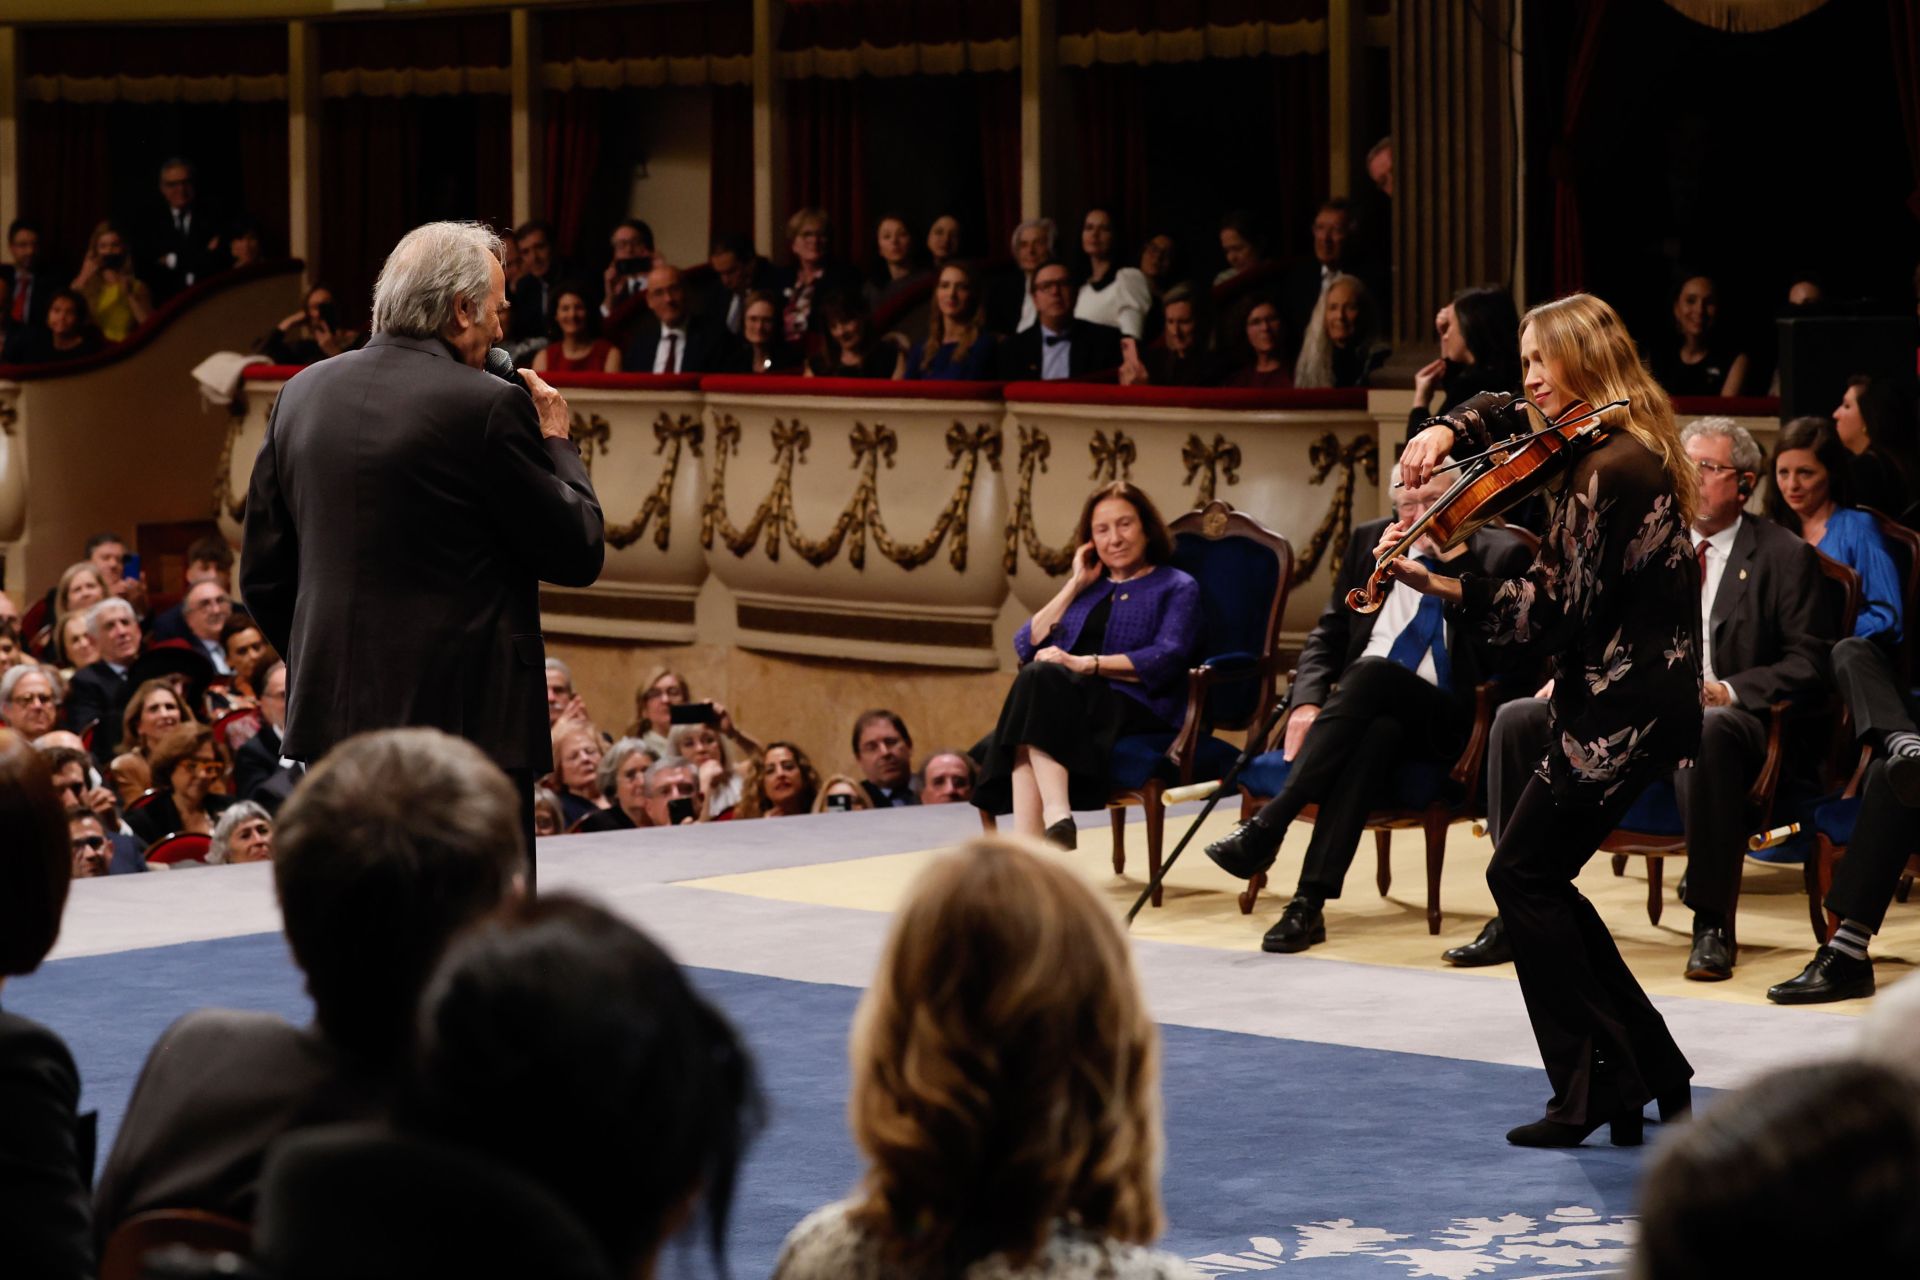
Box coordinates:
[669,722,743,820]
[1,665,64,740]
[736,742,820,819]
[1294,273,1390,389]
[125,722,233,849]
[208,800,273,865]
[71,222,152,343]
[739,290,795,374]
[779,208,855,344]
[549,720,610,831]
[0,732,94,1277]
[1649,273,1750,398]
[1220,298,1292,388]
[773,837,1184,1280]
[532,787,566,839]
[908,264,996,381]
[629,666,691,758]
[1765,415,1903,645]
[807,290,904,380]
[531,285,621,375]
[1071,209,1152,340]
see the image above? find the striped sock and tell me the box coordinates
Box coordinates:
[1885,731,1920,760]
[1830,919,1872,962]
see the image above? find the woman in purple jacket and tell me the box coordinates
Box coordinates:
[975,482,1202,849]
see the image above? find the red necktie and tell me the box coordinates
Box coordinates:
[664,333,679,373]
[9,273,26,323]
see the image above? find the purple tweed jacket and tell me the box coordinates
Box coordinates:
[1014,565,1203,726]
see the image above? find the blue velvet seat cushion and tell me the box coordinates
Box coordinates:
[1812,795,1861,846]
[1616,778,1684,836]
[1109,732,1241,793]
[1172,531,1280,725]
[1237,751,1449,811]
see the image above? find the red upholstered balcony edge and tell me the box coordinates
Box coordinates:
[699,375,1006,400]
[0,260,305,383]
[1670,395,1781,417]
[1002,383,1368,411]
[539,371,704,391]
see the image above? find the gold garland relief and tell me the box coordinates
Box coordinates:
[1181,432,1242,507]
[212,392,272,523]
[604,412,703,552]
[702,414,1001,571]
[1299,431,1379,580]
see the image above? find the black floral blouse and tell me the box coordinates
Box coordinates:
[1457,427,1704,803]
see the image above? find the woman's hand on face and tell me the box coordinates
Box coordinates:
[1399,423,1456,490]
[1071,542,1103,591]
[1413,356,1447,406]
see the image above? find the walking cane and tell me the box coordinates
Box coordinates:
[1126,699,1291,925]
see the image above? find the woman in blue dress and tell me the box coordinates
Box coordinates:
[1766,415,1903,647]
[906,264,997,381]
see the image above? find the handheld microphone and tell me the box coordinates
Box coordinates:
[485,347,531,397]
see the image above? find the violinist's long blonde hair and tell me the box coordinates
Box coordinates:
[1522,293,1697,526]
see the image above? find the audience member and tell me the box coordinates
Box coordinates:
[93,728,525,1237]
[68,807,113,878]
[1834,373,1920,523]
[544,657,585,728]
[52,561,109,643]
[68,598,142,764]
[226,218,264,270]
[178,580,237,674]
[909,263,997,380]
[1279,199,1380,358]
[72,221,153,342]
[391,895,757,1280]
[1202,464,1533,950]
[125,722,232,847]
[739,289,794,373]
[814,773,874,812]
[697,232,776,336]
[532,285,621,373]
[1764,415,1903,644]
[120,677,186,762]
[1119,284,1218,387]
[1408,285,1522,439]
[45,745,139,874]
[2,664,66,740]
[208,800,273,865]
[1632,1059,1920,1278]
[736,741,820,818]
[1215,209,1268,284]
[1221,298,1291,388]
[1138,231,1179,301]
[985,216,1056,335]
[995,263,1123,381]
[670,721,743,819]
[1293,272,1389,388]
[573,737,656,833]
[0,273,24,361]
[499,233,523,290]
[917,750,977,805]
[777,208,856,344]
[623,262,739,374]
[507,220,565,344]
[54,615,99,673]
[260,286,360,366]
[3,217,55,333]
[1072,209,1153,340]
[88,531,149,616]
[0,622,22,673]
[598,217,654,341]
[772,837,1182,1280]
[0,732,93,1278]
[926,214,962,271]
[149,535,237,643]
[975,483,1199,849]
[1367,137,1394,197]
[1648,273,1749,397]
[220,620,272,704]
[628,666,689,757]
[137,157,224,298]
[865,213,920,308]
[11,289,103,363]
[234,659,297,811]
[852,710,918,808]
[533,786,565,837]
[550,720,609,830]
[806,289,905,379]
[584,754,699,830]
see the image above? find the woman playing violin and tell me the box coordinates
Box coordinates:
[1391,293,1702,1150]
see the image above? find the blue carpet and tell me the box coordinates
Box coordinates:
[11,933,1665,1277]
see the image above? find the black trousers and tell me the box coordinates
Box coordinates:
[1487,697,1765,920]
[1253,657,1465,900]
[506,766,538,894]
[1829,636,1919,932]
[1491,772,1694,1124]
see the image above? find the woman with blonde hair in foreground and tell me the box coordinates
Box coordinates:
[773,836,1194,1280]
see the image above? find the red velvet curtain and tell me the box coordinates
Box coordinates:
[711,86,755,243]
[1075,65,1152,247]
[976,72,1022,260]
[782,79,869,266]
[542,91,603,259]
[1551,0,1614,296]
[1892,0,1920,219]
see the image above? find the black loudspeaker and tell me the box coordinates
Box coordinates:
[1777,315,1916,420]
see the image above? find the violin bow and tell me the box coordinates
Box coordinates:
[1425,398,1628,477]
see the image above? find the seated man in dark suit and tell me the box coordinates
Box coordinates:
[506,220,567,344]
[852,709,918,807]
[149,535,248,643]
[135,158,226,301]
[1444,419,1833,979]
[691,232,776,337]
[66,599,143,765]
[1204,465,1534,951]
[1278,198,1388,363]
[993,262,1124,381]
[233,660,299,812]
[620,263,740,375]
[983,217,1056,337]
[92,728,524,1245]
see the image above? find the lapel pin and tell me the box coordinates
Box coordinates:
[1739,569,1748,581]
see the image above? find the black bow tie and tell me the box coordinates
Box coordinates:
[1044,331,1071,346]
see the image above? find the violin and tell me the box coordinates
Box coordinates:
[1345,392,1628,615]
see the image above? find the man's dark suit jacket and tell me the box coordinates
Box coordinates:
[982,265,1033,337]
[0,1009,94,1279]
[1705,516,1834,711]
[93,1010,382,1251]
[861,780,919,808]
[620,315,741,375]
[234,723,297,808]
[690,257,777,333]
[241,332,604,771]
[135,202,226,300]
[0,262,57,331]
[1290,518,1537,715]
[993,318,1125,381]
[508,269,568,342]
[67,661,132,765]
[149,599,252,645]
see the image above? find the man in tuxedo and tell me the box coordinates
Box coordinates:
[1278,198,1388,359]
[92,729,523,1244]
[621,263,740,374]
[243,221,604,878]
[234,662,299,813]
[598,217,655,344]
[1444,418,1833,978]
[137,158,225,301]
[853,709,918,807]
[692,233,776,337]
[506,219,565,343]
[984,217,1056,337]
[66,598,144,765]
[1204,466,1535,951]
[994,263,1124,381]
[1,218,54,335]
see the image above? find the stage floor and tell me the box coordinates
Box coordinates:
[16,802,1910,1277]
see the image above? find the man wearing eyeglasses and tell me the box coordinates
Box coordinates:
[994,263,1123,381]
[181,580,235,675]
[44,745,146,874]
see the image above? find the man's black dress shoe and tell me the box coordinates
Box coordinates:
[1684,926,1733,982]
[1506,1110,1643,1148]
[1261,898,1326,953]
[1205,817,1282,879]
[1767,946,1875,1005]
[1044,817,1077,850]
[1442,917,1512,967]
[1655,1083,1692,1123]
[1886,753,1920,807]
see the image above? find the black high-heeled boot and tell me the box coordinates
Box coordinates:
[1506,1110,1644,1148]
